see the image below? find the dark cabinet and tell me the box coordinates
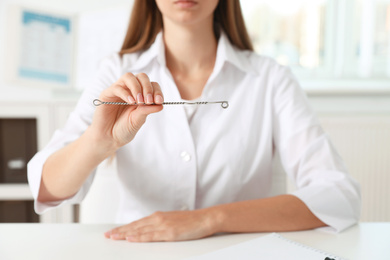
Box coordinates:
[0,118,39,222]
[0,118,37,183]
[0,201,39,222]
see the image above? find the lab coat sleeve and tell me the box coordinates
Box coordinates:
[271,65,361,232]
[27,54,122,214]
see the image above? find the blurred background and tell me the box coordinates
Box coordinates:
[0,0,389,224]
[241,0,390,89]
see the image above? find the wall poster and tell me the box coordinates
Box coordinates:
[6,6,75,89]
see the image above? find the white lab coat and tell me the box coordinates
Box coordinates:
[28,32,361,232]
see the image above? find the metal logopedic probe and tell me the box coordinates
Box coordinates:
[93,99,229,109]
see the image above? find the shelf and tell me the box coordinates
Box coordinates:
[0,184,33,200]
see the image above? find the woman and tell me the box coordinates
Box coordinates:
[28,0,361,242]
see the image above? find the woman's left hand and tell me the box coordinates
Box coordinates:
[104,209,220,242]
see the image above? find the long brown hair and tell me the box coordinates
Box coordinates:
[119,0,253,55]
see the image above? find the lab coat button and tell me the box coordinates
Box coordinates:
[180,151,191,162]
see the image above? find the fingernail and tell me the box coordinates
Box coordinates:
[128,96,135,104]
[111,234,121,239]
[155,95,164,104]
[137,93,144,104]
[146,94,153,104]
[104,231,111,238]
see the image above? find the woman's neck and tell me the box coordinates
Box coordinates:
[163,20,217,76]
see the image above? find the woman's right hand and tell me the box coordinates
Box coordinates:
[89,72,164,154]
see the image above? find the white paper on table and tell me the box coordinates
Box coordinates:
[186,233,344,260]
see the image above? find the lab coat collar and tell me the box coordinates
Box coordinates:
[128,30,257,75]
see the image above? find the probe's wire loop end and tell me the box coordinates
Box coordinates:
[93,99,103,106]
[221,102,229,109]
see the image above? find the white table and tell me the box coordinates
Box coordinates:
[0,222,388,260]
